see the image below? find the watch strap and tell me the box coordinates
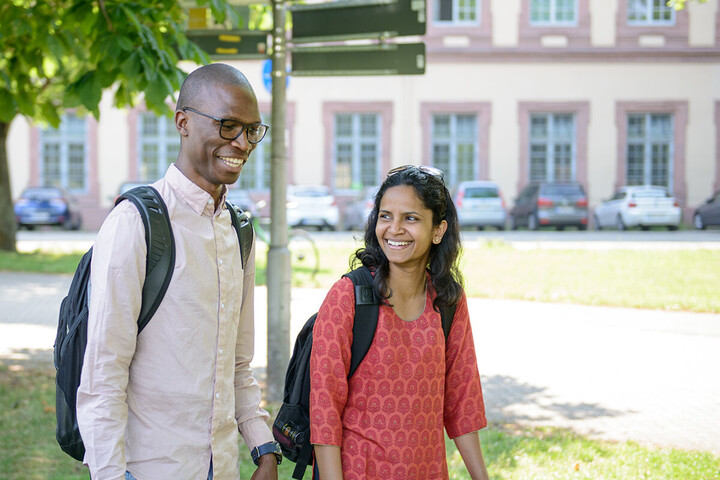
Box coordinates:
[251,441,282,465]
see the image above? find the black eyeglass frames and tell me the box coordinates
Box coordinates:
[182,107,269,144]
[387,165,445,181]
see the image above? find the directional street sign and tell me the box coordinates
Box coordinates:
[290,0,426,42]
[291,43,425,76]
[185,30,269,59]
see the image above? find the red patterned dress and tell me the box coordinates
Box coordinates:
[309,275,486,480]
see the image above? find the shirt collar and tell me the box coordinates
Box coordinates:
[165,164,227,217]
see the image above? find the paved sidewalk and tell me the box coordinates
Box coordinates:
[2,272,719,455]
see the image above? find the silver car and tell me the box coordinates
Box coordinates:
[453,181,507,230]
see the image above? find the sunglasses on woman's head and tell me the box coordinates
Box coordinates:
[387,165,444,181]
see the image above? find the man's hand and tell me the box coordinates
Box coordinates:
[250,453,279,480]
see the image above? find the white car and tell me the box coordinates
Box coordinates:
[593,186,681,231]
[453,181,507,230]
[286,185,340,230]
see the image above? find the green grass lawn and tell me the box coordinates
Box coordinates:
[1,364,718,480]
[3,239,720,312]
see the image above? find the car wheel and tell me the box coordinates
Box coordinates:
[528,214,539,231]
[510,215,518,230]
[593,215,602,230]
[668,225,679,231]
[616,214,626,231]
[694,214,705,230]
[555,225,565,231]
[640,225,650,231]
[578,225,587,231]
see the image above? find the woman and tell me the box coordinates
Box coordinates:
[309,165,489,479]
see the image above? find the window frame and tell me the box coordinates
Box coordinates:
[136,112,180,182]
[39,113,89,194]
[433,0,482,26]
[517,102,589,195]
[529,0,578,27]
[615,101,688,209]
[323,102,393,194]
[528,112,577,183]
[421,102,491,191]
[626,0,675,26]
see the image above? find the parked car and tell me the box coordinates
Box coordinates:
[693,189,720,229]
[226,189,258,218]
[342,186,378,231]
[453,181,506,230]
[593,185,681,231]
[286,185,340,230]
[14,186,82,230]
[509,182,588,230]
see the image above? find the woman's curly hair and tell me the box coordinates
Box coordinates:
[351,167,464,312]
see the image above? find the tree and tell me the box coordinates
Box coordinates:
[0,0,240,251]
[666,0,709,9]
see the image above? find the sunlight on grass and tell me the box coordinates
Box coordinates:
[3,364,718,480]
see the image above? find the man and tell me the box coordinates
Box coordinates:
[77,63,280,480]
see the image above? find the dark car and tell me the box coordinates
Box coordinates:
[14,186,82,230]
[510,182,588,231]
[693,189,720,229]
[342,186,378,231]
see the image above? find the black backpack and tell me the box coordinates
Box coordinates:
[272,266,456,479]
[54,185,253,461]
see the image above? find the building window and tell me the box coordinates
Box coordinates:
[530,0,577,25]
[40,113,87,193]
[334,113,381,191]
[627,0,674,25]
[529,113,576,182]
[432,114,477,187]
[237,116,271,191]
[138,113,179,181]
[434,0,480,24]
[626,113,673,189]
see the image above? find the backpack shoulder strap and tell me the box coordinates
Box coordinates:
[115,185,175,333]
[227,201,254,270]
[343,266,379,379]
[440,304,456,342]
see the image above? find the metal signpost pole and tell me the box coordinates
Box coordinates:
[266,0,291,403]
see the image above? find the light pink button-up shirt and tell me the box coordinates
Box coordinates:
[77,165,272,480]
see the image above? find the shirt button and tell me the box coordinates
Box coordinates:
[208,199,213,205]
[216,393,220,399]
[219,258,223,265]
[219,348,223,354]
[221,303,225,310]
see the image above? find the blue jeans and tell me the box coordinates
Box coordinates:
[125,462,213,480]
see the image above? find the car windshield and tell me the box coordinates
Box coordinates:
[22,187,62,199]
[541,184,584,196]
[465,186,498,199]
[632,189,668,198]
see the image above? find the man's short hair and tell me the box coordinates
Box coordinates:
[176,63,253,111]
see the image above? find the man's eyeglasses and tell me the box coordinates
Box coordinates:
[182,107,269,144]
[387,165,444,181]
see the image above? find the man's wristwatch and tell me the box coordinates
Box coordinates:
[250,441,282,466]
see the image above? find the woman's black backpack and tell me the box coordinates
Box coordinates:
[272,266,455,479]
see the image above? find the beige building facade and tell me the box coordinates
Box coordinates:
[7,0,720,229]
